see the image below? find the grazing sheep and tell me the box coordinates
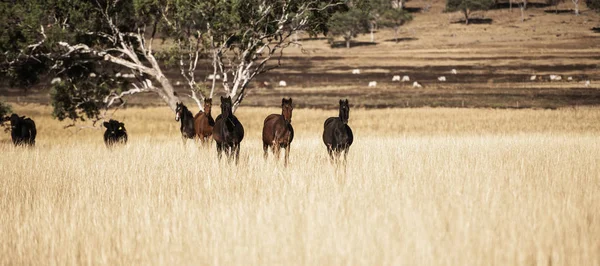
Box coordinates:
[438,76,446,82]
[51,77,62,84]
[549,75,562,81]
[123,73,135,78]
[401,75,410,82]
[207,74,221,80]
[530,75,537,81]
[412,81,422,88]
[279,80,287,87]
[368,81,377,87]
[567,76,573,81]
[392,75,401,81]
[352,69,360,74]
[585,80,591,87]
[89,73,97,78]
[451,69,457,75]
[115,72,122,78]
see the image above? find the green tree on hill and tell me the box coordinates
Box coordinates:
[587,0,600,11]
[0,0,344,125]
[446,0,495,24]
[327,8,371,48]
[380,8,413,43]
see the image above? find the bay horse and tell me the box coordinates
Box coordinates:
[212,96,244,164]
[262,98,294,166]
[175,102,195,144]
[322,99,353,163]
[194,98,215,145]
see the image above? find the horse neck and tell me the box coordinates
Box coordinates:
[181,109,193,123]
[282,110,291,124]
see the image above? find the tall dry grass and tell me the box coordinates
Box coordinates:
[1,104,599,265]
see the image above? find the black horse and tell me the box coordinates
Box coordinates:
[213,96,244,164]
[103,119,128,147]
[4,114,36,146]
[175,102,195,144]
[322,99,353,163]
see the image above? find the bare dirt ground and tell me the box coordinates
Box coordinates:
[1,0,599,109]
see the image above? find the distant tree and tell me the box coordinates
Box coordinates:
[572,0,581,14]
[0,101,11,118]
[380,9,413,43]
[327,8,371,48]
[587,0,600,11]
[446,0,495,24]
[546,0,566,13]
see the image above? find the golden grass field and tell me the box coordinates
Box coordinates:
[1,103,599,265]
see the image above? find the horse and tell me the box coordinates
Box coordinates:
[4,114,36,146]
[322,99,353,163]
[194,98,215,145]
[212,96,244,164]
[262,98,294,166]
[175,102,195,144]
[103,119,128,147]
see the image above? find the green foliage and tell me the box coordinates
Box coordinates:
[587,0,600,11]
[446,0,495,24]
[380,8,413,28]
[327,8,371,48]
[0,101,12,118]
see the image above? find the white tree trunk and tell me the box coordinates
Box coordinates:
[572,0,579,15]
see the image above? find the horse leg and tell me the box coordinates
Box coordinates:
[234,143,241,165]
[343,146,350,166]
[273,140,280,161]
[263,143,269,160]
[284,143,290,167]
[216,142,223,160]
[327,144,335,163]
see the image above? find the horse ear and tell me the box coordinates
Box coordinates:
[288,98,292,104]
[103,122,109,128]
[339,99,343,105]
[345,99,349,105]
[206,98,212,103]
[282,98,286,105]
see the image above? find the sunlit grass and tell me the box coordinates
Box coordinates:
[1,104,599,265]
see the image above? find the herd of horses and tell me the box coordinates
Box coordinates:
[2,97,354,166]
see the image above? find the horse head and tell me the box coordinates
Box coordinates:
[204,98,212,114]
[282,98,293,124]
[175,102,185,121]
[339,99,349,124]
[220,96,233,120]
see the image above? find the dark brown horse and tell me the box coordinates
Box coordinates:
[322,99,353,163]
[212,96,244,164]
[194,98,215,145]
[262,98,294,166]
[175,102,195,144]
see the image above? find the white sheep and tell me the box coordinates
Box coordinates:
[392,75,401,82]
[279,80,287,87]
[352,69,361,74]
[89,73,97,78]
[567,76,573,81]
[115,72,122,78]
[530,75,537,81]
[175,81,181,86]
[401,75,410,82]
[412,81,422,88]
[451,69,457,75]
[207,74,221,80]
[368,81,377,87]
[549,75,562,81]
[51,77,62,84]
[438,76,446,82]
[585,80,591,87]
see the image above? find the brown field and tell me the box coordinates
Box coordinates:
[1,103,599,265]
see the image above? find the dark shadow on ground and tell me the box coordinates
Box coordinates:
[491,2,551,9]
[451,18,493,25]
[404,7,422,13]
[384,37,418,43]
[330,41,378,49]
[544,9,574,14]
[592,27,600,33]
[297,37,329,42]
